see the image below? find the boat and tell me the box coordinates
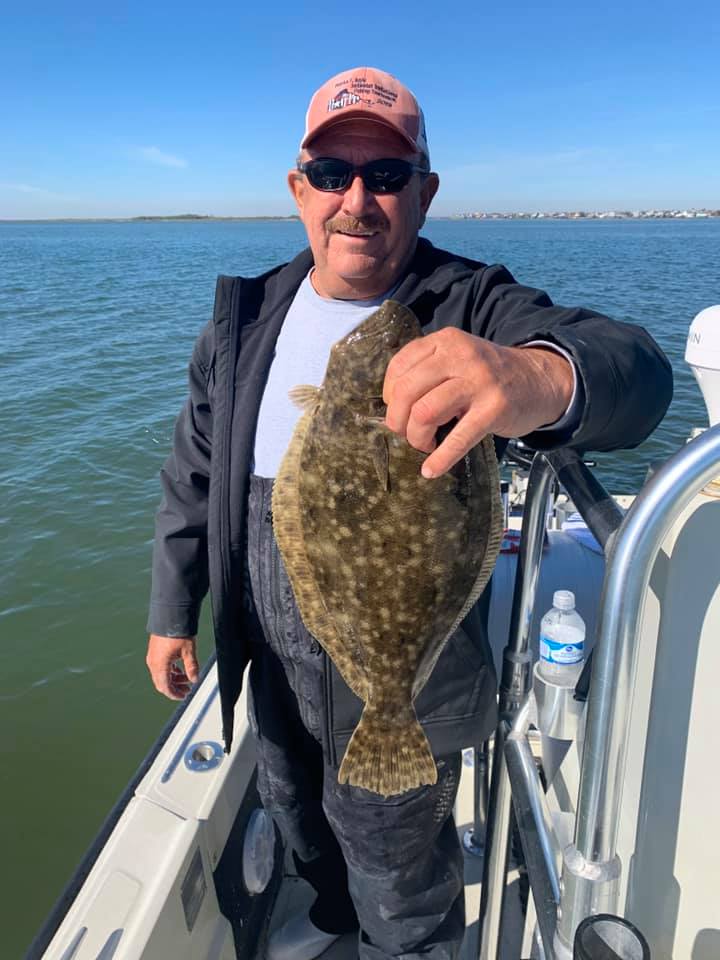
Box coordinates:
[25,309,720,960]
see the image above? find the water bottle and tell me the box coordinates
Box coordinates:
[538,590,585,683]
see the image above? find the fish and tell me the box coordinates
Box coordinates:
[272,300,503,796]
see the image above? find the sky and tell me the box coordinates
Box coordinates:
[1,0,719,219]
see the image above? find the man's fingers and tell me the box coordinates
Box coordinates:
[384,330,493,436]
[157,668,190,701]
[383,337,438,405]
[384,331,575,477]
[156,662,187,700]
[169,671,192,699]
[181,647,200,684]
[385,353,473,436]
[169,662,190,682]
[421,410,490,478]
[169,662,192,696]
[404,379,473,453]
[146,634,198,701]
[153,666,185,701]
[165,656,196,700]
[385,364,452,438]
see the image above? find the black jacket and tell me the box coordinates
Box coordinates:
[148,239,673,753]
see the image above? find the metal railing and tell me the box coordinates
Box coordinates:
[477,426,720,958]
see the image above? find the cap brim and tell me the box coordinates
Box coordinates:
[300,111,421,154]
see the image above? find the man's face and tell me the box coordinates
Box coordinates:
[288,121,439,300]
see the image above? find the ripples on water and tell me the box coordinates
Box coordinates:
[1,218,718,952]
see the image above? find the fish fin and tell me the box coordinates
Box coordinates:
[288,384,322,410]
[411,434,505,699]
[370,430,390,492]
[337,701,437,796]
[445,435,504,628]
[273,411,369,701]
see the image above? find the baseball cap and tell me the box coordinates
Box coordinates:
[301,67,430,164]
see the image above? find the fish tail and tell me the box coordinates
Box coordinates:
[338,703,437,797]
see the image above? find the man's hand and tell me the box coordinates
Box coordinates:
[383,328,574,478]
[146,634,200,701]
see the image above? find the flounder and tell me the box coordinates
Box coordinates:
[272,300,502,796]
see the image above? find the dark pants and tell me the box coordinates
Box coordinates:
[245,475,466,960]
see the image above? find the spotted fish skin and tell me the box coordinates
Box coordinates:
[272,301,503,797]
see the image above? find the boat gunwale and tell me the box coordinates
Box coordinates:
[24,654,218,960]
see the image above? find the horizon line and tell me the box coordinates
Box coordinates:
[2,208,720,225]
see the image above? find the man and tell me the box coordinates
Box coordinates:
[146,67,672,960]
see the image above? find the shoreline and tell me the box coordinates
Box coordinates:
[452,209,719,221]
[1,212,718,224]
[0,215,302,224]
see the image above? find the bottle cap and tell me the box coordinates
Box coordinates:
[553,590,575,610]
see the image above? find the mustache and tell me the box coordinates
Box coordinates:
[326,216,386,235]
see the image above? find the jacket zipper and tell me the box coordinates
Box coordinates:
[218,279,242,607]
[322,651,337,767]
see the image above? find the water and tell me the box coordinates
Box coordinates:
[1,217,718,954]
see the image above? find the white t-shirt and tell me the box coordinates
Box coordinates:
[252,273,398,477]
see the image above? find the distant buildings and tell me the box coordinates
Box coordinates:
[453,209,719,220]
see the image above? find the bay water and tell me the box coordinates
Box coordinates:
[1,218,718,955]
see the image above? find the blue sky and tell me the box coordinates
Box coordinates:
[2,0,718,218]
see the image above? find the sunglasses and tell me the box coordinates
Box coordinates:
[298,157,428,194]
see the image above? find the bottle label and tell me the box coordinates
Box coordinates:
[540,634,584,664]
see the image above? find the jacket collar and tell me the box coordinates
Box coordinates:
[395,238,483,299]
[252,237,483,323]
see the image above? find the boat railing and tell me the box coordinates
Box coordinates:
[477,426,720,959]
